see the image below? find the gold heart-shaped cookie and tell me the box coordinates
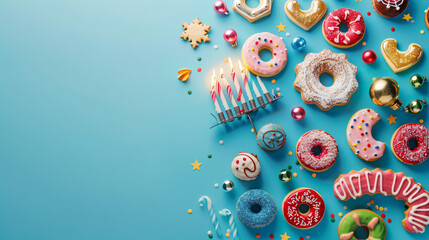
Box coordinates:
[284,0,327,31]
[380,38,423,73]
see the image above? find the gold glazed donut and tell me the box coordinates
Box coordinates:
[294,49,358,111]
[284,0,327,30]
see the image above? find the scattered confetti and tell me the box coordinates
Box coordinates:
[375,205,379,210]
[380,207,384,211]
[191,160,202,171]
[178,69,192,82]
[411,20,415,24]
[391,27,395,32]
[276,92,281,97]
[387,115,397,125]
[276,22,287,32]
[227,229,231,233]
[288,151,293,156]
[300,237,304,240]
[215,183,219,188]
[226,233,230,238]
[381,213,385,218]
[312,173,317,177]
[270,234,274,239]
[384,207,388,212]
[339,212,343,217]
[288,165,292,169]
[197,67,202,72]
[198,57,202,61]
[180,18,211,49]
[208,230,213,238]
[208,154,212,158]
[251,128,256,133]
[296,160,300,165]
[272,79,276,84]
[286,32,291,37]
[330,214,335,218]
[293,172,298,177]
[188,209,193,214]
[219,140,224,145]
[367,202,371,206]
[188,90,192,95]
[331,218,335,222]
[372,77,376,81]
[403,14,412,22]
[224,58,228,63]
[276,87,280,92]
[387,218,392,223]
[420,119,424,123]
[362,42,367,46]
[344,206,348,210]
[299,166,304,170]
[280,232,291,240]
[214,45,219,50]
[421,30,425,34]
[367,12,371,16]
[256,233,261,238]
[306,234,310,239]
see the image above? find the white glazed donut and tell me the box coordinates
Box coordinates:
[231,152,261,181]
[233,0,273,23]
[241,32,288,77]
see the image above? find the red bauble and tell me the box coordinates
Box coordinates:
[362,50,377,64]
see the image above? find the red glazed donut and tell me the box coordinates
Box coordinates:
[296,130,338,172]
[391,123,429,165]
[282,188,325,229]
[322,8,365,48]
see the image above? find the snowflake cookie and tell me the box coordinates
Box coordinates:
[180,17,211,49]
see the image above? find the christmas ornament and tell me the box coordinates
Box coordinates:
[362,50,377,64]
[213,0,229,15]
[291,37,307,50]
[369,77,402,110]
[291,107,305,120]
[222,180,234,191]
[410,74,427,88]
[279,169,292,182]
[223,29,238,47]
[404,99,426,114]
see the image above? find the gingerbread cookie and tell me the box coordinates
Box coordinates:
[372,0,409,18]
[180,18,211,49]
[233,0,272,23]
[333,168,429,233]
[347,109,386,161]
[284,0,327,31]
[294,49,358,111]
[380,38,423,73]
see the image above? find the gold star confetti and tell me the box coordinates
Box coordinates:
[387,115,397,125]
[280,232,291,240]
[191,160,202,170]
[276,22,287,32]
[402,14,412,22]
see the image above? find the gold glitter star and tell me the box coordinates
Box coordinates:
[403,14,412,22]
[387,115,397,125]
[280,232,291,240]
[191,160,202,171]
[276,22,286,32]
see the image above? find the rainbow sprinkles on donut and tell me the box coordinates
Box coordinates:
[333,169,429,233]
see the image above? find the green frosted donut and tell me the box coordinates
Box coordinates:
[338,209,386,240]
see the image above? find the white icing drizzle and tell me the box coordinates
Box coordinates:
[328,26,338,31]
[334,33,340,43]
[365,171,388,195]
[344,10,349,20]
[350,15,361,24]
[352,29,362,35]
[349,173,362,197]
[392,174,412,196]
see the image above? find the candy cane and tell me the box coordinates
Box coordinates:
[199,196,222,238]
[219,209,239,240]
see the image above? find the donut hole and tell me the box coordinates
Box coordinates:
[251,203,262,213]
[245,0,261,8]
[312,146,323,156]
[408,138,419,150]
[339,23,349,33]
[298,203,310,215]
[319,72,335,87]
[258,47,273,62]
[353,226,370,240]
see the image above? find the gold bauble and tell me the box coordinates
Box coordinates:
[369,77,402,110]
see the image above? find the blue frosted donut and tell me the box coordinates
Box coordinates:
[236,189,277,228]
[256,123,286,151]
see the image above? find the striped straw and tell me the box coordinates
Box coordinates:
[199,196,222,238]
[219,209,239,240]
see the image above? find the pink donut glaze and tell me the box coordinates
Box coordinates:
[282,188,325,229]
[241,32,287,76]
[323,8,365,47]
[392,123,429,165]
[333,169,429,233]
[347,109,386,161]
[296,130,338,172]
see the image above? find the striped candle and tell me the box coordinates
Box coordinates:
[199,196,222,238]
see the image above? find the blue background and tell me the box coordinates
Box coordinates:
[0,0,428,239]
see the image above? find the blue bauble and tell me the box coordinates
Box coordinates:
[291,37,307,50]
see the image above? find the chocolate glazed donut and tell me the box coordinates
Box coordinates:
[372,0,409,18]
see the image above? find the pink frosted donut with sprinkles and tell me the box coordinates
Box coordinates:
[391,123,429,165]
[347,109,386,162]
[241,32,287,77]
[322,8,365,48]
[296,130,338,172]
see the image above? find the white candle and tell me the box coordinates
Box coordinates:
[238,60,254,101]
[256,75,269,94]
[211,70,222,114]
[220,68,238,108]
[228,57,246,104]
[249,71,262,98]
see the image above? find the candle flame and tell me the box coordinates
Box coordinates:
[228,57,234,71]
[238,60,245,73]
